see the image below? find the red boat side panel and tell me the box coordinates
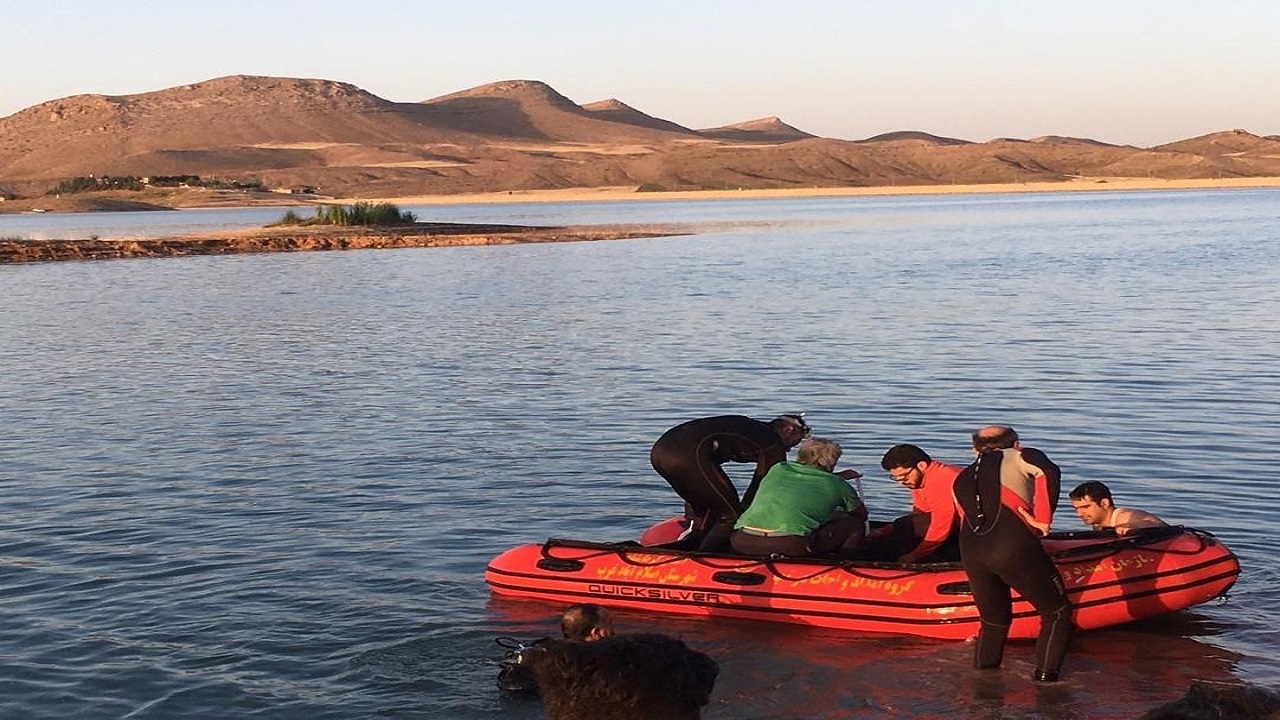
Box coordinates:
[485,528,1239,640]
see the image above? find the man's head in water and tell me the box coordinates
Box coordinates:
[771,413,811,450]
[561,604,614,642]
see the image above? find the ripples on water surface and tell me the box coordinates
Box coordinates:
[2,189,1278,718]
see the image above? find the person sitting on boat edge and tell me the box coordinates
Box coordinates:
[953,428,1073,683]
[861,443,962,563]
[971,424,1063,522]
[497,603,615,693]
[1069,481,1168,535]
[650,413,811,552]
[728,437,867,558]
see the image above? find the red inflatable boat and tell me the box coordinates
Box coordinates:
[485,521,1239,640]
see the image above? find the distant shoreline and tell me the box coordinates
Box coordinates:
[3,176,1278,217]
[3,175,1278,264]
[362,176,1280,206]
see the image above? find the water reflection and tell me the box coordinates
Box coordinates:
[485,598,1244,719]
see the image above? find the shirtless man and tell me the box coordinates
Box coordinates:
[1069,481,1168,535]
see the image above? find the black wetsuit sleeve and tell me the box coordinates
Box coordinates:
[1021,447,1062,514]
[741,444,787,509]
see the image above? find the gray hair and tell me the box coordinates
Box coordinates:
[797,437,842,471]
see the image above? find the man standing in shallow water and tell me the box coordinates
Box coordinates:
[953,425,1072,683]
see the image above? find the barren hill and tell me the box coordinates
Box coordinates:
[2,75,1279,202]
[699,117,816,143]
[860,131,971,145]
[580,99,700,136]
[417,80,698,145]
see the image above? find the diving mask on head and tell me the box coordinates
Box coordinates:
[776,412,811,438]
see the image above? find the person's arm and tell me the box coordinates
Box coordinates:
[901,468,959,562]
[741,444,787,509]
[1016,506,1051,537]
[1019,448,1060,525]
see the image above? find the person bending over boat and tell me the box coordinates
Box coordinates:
[866,443,962,563]
[650,413,810,551]
[954,437,1073,683]
[1069,481,1168,535]
[728,437,867,558]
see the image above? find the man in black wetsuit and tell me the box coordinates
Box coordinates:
[650,413,810,551]
[954,426,1072,683]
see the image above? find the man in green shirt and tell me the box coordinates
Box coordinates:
[729,437,866,557]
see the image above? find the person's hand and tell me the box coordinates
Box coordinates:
[1016,506,1051,537]
[837,469,863,480]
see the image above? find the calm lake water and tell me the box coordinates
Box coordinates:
[2,189,1278,719]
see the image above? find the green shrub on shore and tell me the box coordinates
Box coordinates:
[270,202,417,227]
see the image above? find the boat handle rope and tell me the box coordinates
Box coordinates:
[540,541,761,571]
[538,527,1222,581]
[538,539,932,582]
[758,560,922,583]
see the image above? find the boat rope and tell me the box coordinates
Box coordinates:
[540,538,942,582]
[536,527,1228,583]
[1045,525,1211,562]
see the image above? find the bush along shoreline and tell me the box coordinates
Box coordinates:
[271,202,417,227]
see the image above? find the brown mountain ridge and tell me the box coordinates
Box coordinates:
[2,74,1279,201]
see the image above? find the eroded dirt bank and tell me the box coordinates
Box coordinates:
[0,223,684,264]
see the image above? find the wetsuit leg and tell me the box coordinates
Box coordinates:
[961,515,1073,675]
[960,537,1013,669]
[650,443,739,519]
[697,519,734,552]
[1005,555,1073,678]
[651,439,741,551]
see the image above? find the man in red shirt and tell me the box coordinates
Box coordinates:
[876,444,962,563]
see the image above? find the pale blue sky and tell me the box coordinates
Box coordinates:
[4,0,1275,146]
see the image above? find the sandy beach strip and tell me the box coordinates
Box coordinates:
[363,176,1280,207]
